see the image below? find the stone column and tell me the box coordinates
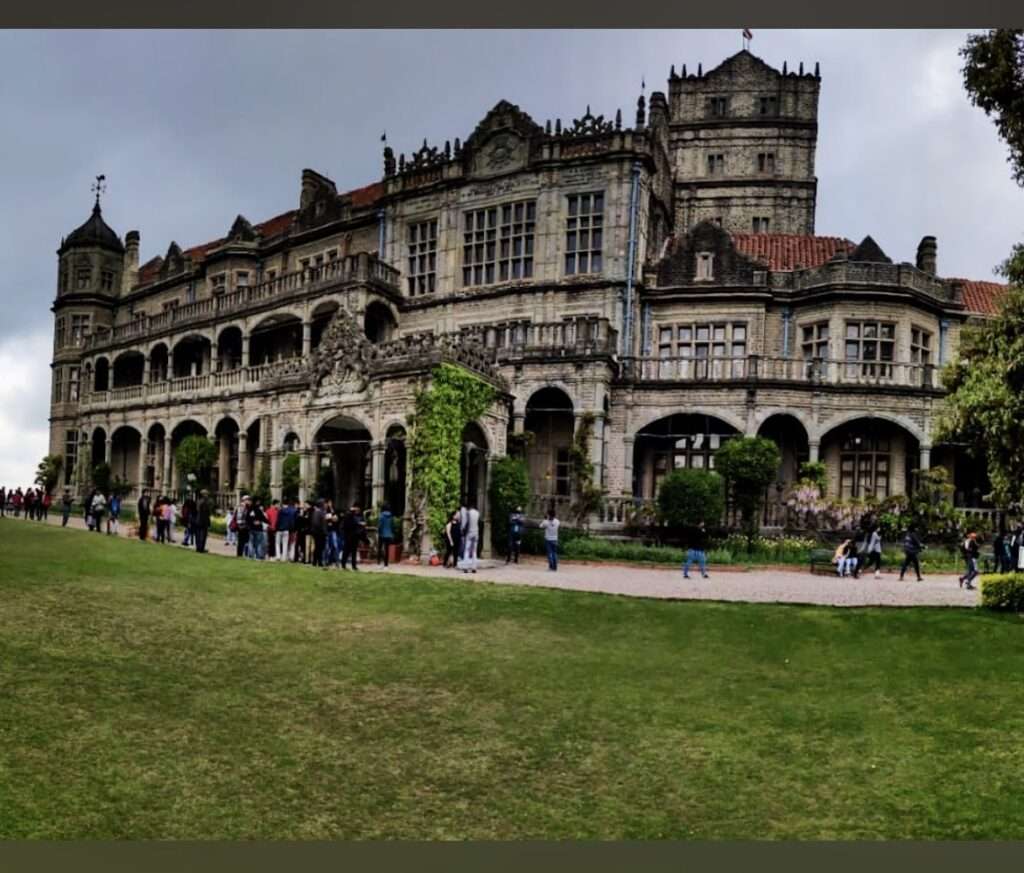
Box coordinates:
[143,356,150,386]
[512,411,525,435]
[241,335,250,370]
[622,435,635,498]
[104,437,112,464]
[371,441,386,509]
[298,450,312,502]
[302,321,312,357]
[218,434,231,493]
[590,412,606,489]
[162,436,173,493]
[137,433,148,491]
[479,452,491,558]
[919,445,931,471]
[808,441,820,463]
[270,451,284,501]
[236,432,250,491]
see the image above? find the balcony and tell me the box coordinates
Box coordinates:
[623,355,940,390]
[85,253,401,352]
[490,317,618,363]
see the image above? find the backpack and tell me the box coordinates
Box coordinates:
[229,512,238,532]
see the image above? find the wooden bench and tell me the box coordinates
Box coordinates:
[810,548,837,576]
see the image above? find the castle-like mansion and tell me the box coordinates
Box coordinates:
[49,50,1006,540]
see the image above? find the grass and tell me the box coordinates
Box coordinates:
[1,518,1023,839]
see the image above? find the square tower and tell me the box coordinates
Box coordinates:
[668,50,820,236]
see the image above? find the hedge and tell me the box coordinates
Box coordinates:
[981,573,1024,612]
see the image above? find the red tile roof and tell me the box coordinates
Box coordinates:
[732,233,855,271]
[131,180,381,288]
[949,278,1010,316]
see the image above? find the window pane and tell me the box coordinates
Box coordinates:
[846,324,860,339]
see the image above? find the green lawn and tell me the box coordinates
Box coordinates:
[1,519,1022,839]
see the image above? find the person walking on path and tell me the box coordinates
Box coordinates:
[540,508,560,571]
[898,525,924,582]
[82,489,94,529]
[377,503,395,567]
[60,490,73,527]
[194,490,211,554]
[682,520,710,579]
[862,525,883,578]
[90,491,107,534]
[507,506,525,564]
[461,504,480,574]
[959,531,981,590]
[443,510,462,568]
[182,494,196,547]
[137,490,151,541]
[341,505,364,571]
[107,493,121,536]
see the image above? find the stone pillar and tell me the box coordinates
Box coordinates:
[104,437,112,464]
[919,445,931,471]
[480,452,491,558]
[590,412,606,489]
[622,435,635,498]
[371,441,386,509]
[270,451,284,501]
[237,432,250,491]
[298,450,313,502]
[241,335,250,370]
[218,434,230,492]
[137,434,148,491]
[808,441,820,463]
[512,411,525,435]
[143,356,151,386]
[162,436,173,493]
[302,321,312,357]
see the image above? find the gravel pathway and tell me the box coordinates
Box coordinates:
[23,513,979,608]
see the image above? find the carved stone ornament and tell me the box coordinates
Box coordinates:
[566,105,615,137]
[307,306,372,396]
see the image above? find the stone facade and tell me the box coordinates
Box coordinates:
[48,50,1005,540]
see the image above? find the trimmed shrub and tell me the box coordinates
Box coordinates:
[656,468,725,529]
[981,573,1024,612]
[488,456,531,555]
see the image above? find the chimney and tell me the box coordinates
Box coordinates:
[916,235,937,276]
[123,230,140,293]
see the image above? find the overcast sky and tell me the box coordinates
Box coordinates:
[0,29,1020,488]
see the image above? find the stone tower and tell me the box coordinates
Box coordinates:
[668,50,821,235]
[50,190,127,488]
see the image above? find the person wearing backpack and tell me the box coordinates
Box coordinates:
[898,525,924,582]
[862,524,883,579]
[959,531,980,590]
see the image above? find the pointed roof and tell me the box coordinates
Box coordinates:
[701,49,780,79]
[465,99,543,149]
[849,235,892,264]
[60,202,124,255]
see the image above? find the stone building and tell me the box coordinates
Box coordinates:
[48,50,1007,544]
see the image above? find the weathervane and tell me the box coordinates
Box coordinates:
[91,174,106,208]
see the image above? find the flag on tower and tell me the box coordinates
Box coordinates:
[743,28,753,40]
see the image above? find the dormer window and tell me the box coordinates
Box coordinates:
[696,252,714,281]
[76,269,91,290]
[236,271,250,288]
[211,274,227,294]
[752,217,771,234]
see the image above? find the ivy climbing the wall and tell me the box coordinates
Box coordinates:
[406,363,496,555]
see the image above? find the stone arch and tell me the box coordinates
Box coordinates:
[817,414,924,501]
[111,349,146,388]
[248,312,303,366]
[93,356,110,392]
[110,424,143,488]
[170,333,213,378]
[630,405,747,439]
[309,408,376,444]
[524,386,575,500]
[514,379,578,415]
[631,410,743,501]
[312,413,374,509]
[814,411,927,447]
[364,300,398,343]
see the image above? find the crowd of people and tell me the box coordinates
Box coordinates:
[0,485,53,521]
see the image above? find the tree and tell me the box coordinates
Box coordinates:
[174,435,217,489]
[656,468,725,530]
[281,453,301,502]
[714,436,782,548]
[488,456,531,555]
[34,454,64,494]
[252,460,272,507]
[938,30,1024,509]
[91,462,112,495]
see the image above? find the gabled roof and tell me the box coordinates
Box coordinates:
[701,49,780,80]
[949,279,1010,316]
[849,235,892,264]
[731,233,855,270]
